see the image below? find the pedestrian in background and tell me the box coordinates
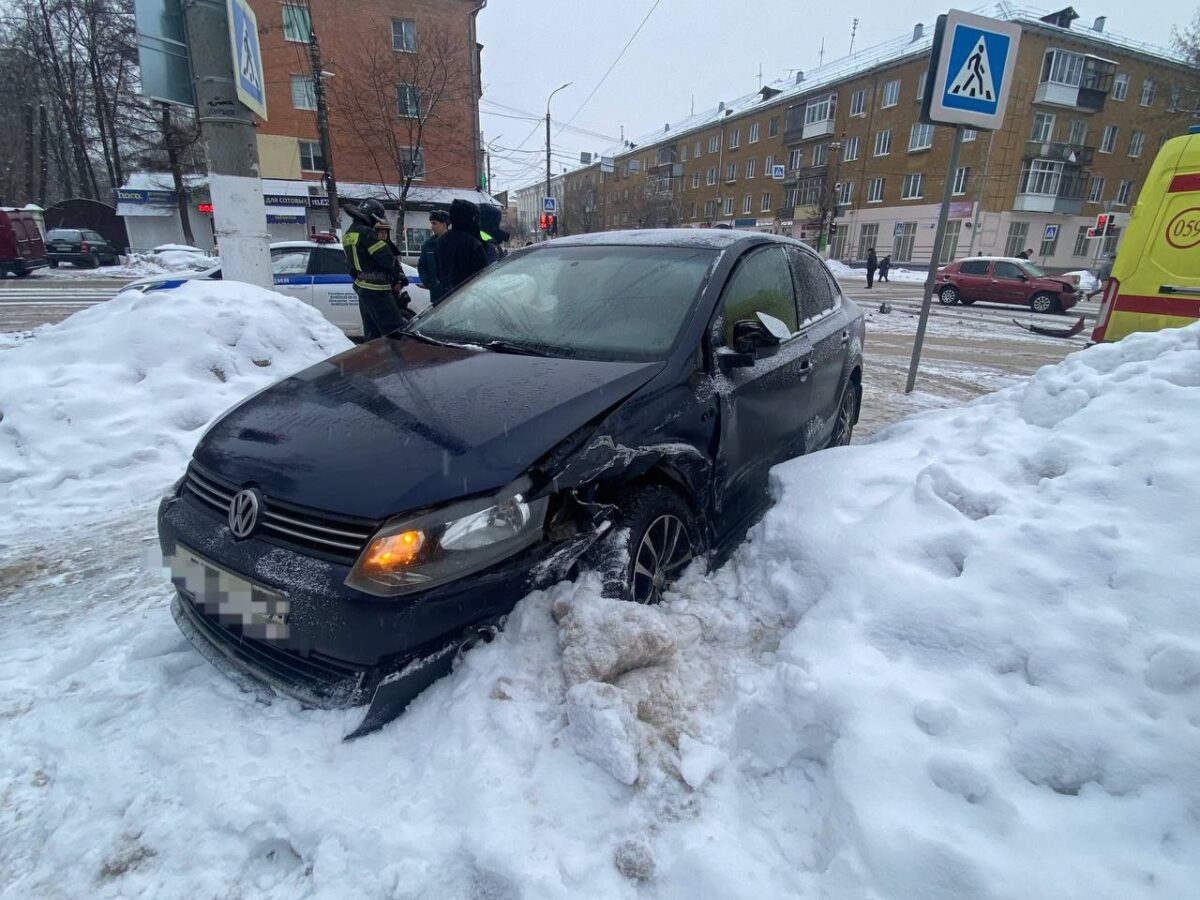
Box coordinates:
[419,209,449,304]
[879,254,891,282]
[435,199,488,295]
[1017,248,1033,260]
[478,204,510,265]
[865,247,877,289]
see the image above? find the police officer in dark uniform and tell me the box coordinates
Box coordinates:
[342,199,406,339]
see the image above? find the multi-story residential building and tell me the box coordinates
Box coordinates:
[534,6,1195,271]
[118,0,493,253]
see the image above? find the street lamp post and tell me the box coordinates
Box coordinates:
[545,82,572,232]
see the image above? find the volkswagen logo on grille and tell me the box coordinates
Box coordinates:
[228,489,261,539]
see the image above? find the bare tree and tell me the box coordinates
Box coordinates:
[1173,9,1200,115]
[331,24,475,233]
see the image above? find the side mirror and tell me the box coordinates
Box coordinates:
[731,319,780,356]
[716,346,755,371]
[756,311,793,341]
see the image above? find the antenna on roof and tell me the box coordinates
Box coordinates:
[756,63,763,89]
[691,94,695,115]
[620,124,625,143]
[819,38,825,67]
[849,17,859,55]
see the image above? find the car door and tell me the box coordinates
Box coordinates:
[270,247,313,305]
[991,260,1028,305]
[787,245,850,446]
[954,258,990,300]
[308,246,362,334]
[85,231,114,262]
[711,244,813,539]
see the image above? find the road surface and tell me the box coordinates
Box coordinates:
[0,277,127,333]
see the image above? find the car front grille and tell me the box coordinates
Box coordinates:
[183,463,379,564]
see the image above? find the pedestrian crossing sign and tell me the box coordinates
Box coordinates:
[924,10,1021,131]
[228,0,267,119]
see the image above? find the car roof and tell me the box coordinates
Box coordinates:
[953,256,1031,264]
[542,227,795,252]
[271,241,330,250]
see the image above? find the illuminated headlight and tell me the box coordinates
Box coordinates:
[346,482,548,597]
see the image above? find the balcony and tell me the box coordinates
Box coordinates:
[1023,140,1095,167]
[1014,166,1087,215]
[1034,54,1115,112]
[802,118,836,140]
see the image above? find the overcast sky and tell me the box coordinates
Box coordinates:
[476,0,1197,194]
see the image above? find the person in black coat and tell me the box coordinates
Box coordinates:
[865,247,878,289]
[478,203,510,265]
[418,209,449,303]
[878,254,891,282]
[434,199,488,296]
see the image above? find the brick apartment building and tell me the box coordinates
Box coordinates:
[118,0,493,253]
[517,5,1195,272]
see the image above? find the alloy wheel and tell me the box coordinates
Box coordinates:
[833,386,858,446]
[631,514,692,604]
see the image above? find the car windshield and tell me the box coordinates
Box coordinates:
[412,245,717,362]
[47,230,81,241]
[1022,262,1050,277]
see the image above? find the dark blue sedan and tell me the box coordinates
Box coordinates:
[158,229,865,736]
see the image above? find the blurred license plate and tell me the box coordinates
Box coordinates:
[167,544,290,640]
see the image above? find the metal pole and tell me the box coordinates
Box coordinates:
[181,0,270,286]
[308,28,339,233]
[965,129,994,257]
[906,125,965,394]
[545,82,571,237]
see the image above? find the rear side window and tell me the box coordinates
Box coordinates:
[312,247,349,275]
[719,246,799,344]
[958,259,989,275]
[994,261,1024,279]
[786,246,837,321]
[270,249,310,275]
[85,231,105,243]
[47,230,82,241]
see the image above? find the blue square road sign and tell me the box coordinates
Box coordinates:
[228,0,267,119]
[926,10,1021,131]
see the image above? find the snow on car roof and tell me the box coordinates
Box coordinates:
[544,228,775,251]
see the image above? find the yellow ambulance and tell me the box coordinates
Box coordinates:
[1092,125,1200,343]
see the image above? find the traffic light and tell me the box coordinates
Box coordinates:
[539,213,550,231]
[548,214,558,235]
[828,222,838,236]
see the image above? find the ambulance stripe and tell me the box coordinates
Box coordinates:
[1114,293,1200,317]
[1167,173,1200,193]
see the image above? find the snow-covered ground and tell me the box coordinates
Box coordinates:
[2,286,1198,899]
[40,247,218,280]
[827,259,928,284]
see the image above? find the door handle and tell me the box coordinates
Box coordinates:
[839,330,851,346]
[798,358,812,380]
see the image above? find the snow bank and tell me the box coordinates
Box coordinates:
[827,258,928,283]
[108,248,219,278]
[0,282,350,542]
[2,319,1199,898]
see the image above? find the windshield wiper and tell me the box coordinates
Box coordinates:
[401,329,464,348]
[484,339,553,357]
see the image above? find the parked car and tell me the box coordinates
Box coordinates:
[0,208,48,277]
[158,230,866,737]
[44,228,121,268]
[937,257,1079,313]
[124,241,430,337]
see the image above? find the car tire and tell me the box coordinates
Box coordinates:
[938,286,959,305]
[591,484,699,604]
[1030,292,1058,314]
[959,297,976,306]
[829,380,860,447]
[88,252,101,269]
[49,260,58,269]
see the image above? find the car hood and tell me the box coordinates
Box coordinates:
[124,268,217,291]
[193,336,663,520]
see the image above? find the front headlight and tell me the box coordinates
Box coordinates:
[345,482,549,597]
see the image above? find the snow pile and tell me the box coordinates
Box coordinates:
[107,247,219,278]
[827,258,928,283]
[0,281,350,541]
[2,318,1199,897]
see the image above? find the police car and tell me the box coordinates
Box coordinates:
[123,240,430,337]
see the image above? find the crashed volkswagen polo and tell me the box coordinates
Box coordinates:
[159,230,864,736]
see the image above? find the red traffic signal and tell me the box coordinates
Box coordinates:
[539,213,550,231]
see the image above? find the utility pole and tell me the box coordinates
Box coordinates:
[161,104,196,246]
[308,27,339,233]
[849,18,859,55]
[545,82,571,212]
[180,0,270,286]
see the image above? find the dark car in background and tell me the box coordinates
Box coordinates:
[44,228,120,268]
[937,257,1080,313]
[158,230,865,736]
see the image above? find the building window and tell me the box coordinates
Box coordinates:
[1066,120,1087,145]
[836,181,854,205]
[1100,125,1117,154]
[290,75,316,110]
[805,93,837,125]
[1116,179,1132,205]
[784,186,798,207]
[1088,176,1105,203]
[723,197,735,216]
[743,194,753,214]
[857,223,878,260]
[785,104,804,133]
[692,172,700,189]
[1041,49,1084,87]
[391,18,417,52]
[726,162,737,182]
[708,134,720,154]
[916,71,927,102]
[765,154,776,173]
[761,191,772,212]
[1004,221,1030,257]
[843,136,860,162]
[1019,159,1064,195]
[1040,225,1059,258]
[680,144,688,162]
[396,83,420,118]
[730,128,741,149]
[961,129,977,142]
[901,173,924,200]
[688,202,696,219]
[1030,113,1055,143]
[809,143,827,167]
[768,116,779,137]
[1128,131,1145,158]
[940,220,962,263]
[401,148,425,179]
[704,200,717,219]
[746,158,757,179]
[788,149,802,170]
[706,167,717,186]
[1072,225,1091,256]
[881,79,900,108]
[893,222,916,261]
[868,177,884,203]
[953,166,969,195]
[874,129,892,156]
[1140,79,1156,106]
[282,3,310,42]
[1112,73,1129,101]
[850,89,867,116]
[695,140,702,158]
[749,122,760,144]
[909,122,934,151]
[298,140,324,172]
[798,177,822,206]
[1168,86,1183,111]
